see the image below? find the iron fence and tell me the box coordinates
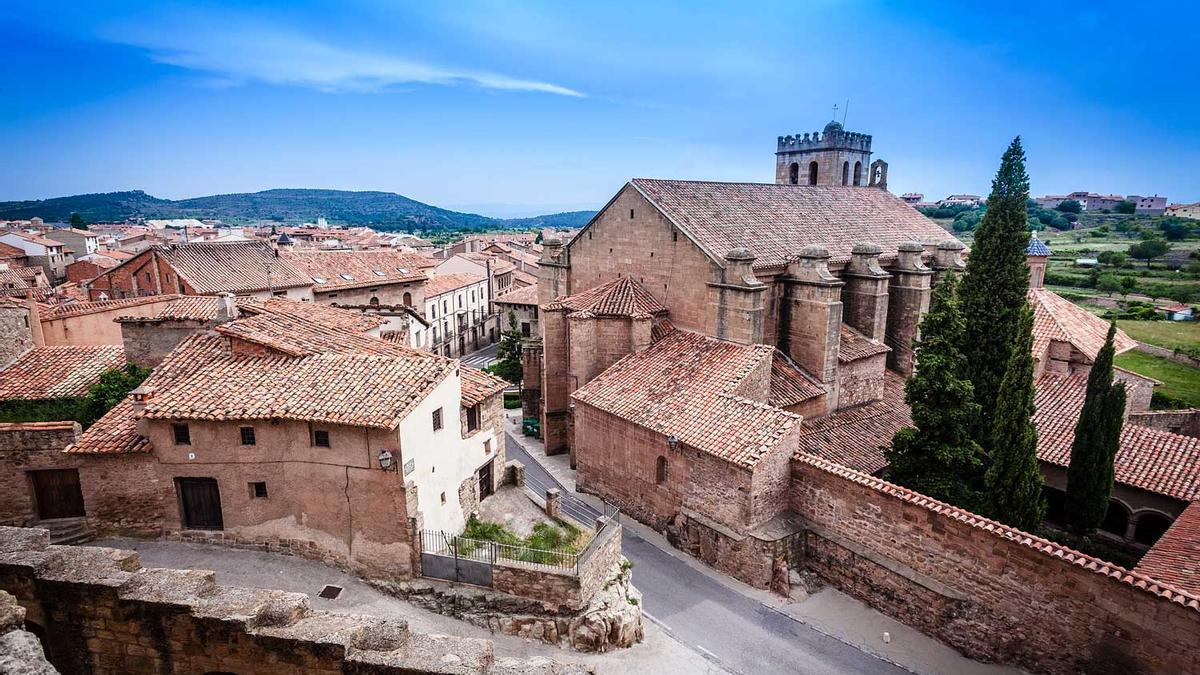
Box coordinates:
[421,529,579,572]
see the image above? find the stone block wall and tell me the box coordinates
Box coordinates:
[790,456,1200,675]
[836,353,886,410]
[1128,408,1200,439]
[0,422,81,526]
[0,304,34,369]
[120,319,212,367]
[0,527,589,675]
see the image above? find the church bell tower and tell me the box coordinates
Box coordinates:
[775,120,887,190]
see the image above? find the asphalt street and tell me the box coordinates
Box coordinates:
[505,433,907,675]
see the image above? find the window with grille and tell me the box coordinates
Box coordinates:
[239,426,256,446]
[172,423,191,445]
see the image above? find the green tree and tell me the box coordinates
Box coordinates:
[983,305,1046,530]
[1096,274,1121,296]
[1056,199,1082,214]
[1064,324,1127,534]
[534,231,544,244]
[1159,220,1191,241]
[80,364,152,427]
[69,212,87,229]
[486,310,524,384]
[1144,283,1172,301]
[1128,238,1170,267]
[1114,200,1137,215]
[1119,275,1138,298]
[960,137,1032,445]
[1168,286,1196,305]
[886,275,984,508]
[1097,251,1127,267]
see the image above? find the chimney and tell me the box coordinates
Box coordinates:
[26,292,45,348]
[885,241,934,374]
[130,385,155,414]
[215,292,237,323]
[841,242,891,342]
[781,245,843,412]
[931,239,967,284]
[715,248,766,345]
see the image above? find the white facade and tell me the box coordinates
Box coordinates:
[424,278,491,357]
[396,371,498,533]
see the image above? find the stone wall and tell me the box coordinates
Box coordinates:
[1129,408,1200,439]
[119,319,212,367]
[0,423,166,536]
[0,527,590,675]
[790,455,1200,675]
[0,304,34,369]
[667,511,799,591]
[836,352,886,410]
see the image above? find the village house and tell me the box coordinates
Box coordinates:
[423,272,497,358]
[0,294,507,578]
[494,283,540,337]
[278,247,434,307]
[0,231,70,282]
[1166,201,1200,219]
[43,227,99,259]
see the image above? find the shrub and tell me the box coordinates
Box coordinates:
[1151,390,1190,410]
[503,392,521,409]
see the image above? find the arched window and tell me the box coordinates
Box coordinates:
[788,162,799,185]
[1099,500,1131,536]
[369,296,380,306]
[853,161,862,186]
[403,291,413,307]
[807,161,818,186]
[1133,512,1172,546]
[655,456,669,485]
[841,161,849,186]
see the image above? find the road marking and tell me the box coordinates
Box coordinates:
[696,645,719,660]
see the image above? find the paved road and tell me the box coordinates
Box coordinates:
[505,434,907,675]
[461,342,500,369]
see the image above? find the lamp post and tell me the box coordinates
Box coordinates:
[377,449,396,472]
[666,434,680,453]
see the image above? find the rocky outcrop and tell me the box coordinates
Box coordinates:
[378,558,644,653]
[0,591,57,675]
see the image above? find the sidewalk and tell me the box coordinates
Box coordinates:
[502,412,1022,675]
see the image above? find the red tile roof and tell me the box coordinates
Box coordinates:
[1034,373,1200,501]
[0,243,25,259]
[1028,288,1137,363]
[796,371,909,474]
[0,345,125,399]
[838,325,890,363]
[627,179,957,269]
[39,295,177,321]
[1136,502,1200,597]
[163,241,312,294]
[572,330,800,468]
[424,273,486,298]
[495,284,538,306]
[769,353,826,408]
[796,452,1200,611]
[545,277,668,318]
[281,249,430,291]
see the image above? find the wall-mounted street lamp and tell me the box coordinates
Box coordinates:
[377,449,397,472]
[666,434,680,453]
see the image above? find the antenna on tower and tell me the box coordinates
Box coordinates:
[842,99,849,126]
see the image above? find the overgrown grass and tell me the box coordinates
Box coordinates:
[1118,320,1200,355]
[1114,351,1200,408]
[459,516,582,566]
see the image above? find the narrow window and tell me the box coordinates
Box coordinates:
[841,161,849,186]
[172,423,191,445]
[808,161,818,186]
[440,492,447,505]
[656,456,669,484]
[239,426,256,446]
[672,231,678,242]
[313,429,331,448]
[629,209,634,219]
[249,482,268,499]
[466,405,479,432]
[432,408,443,431]
[788,162,799,185]
[521,322,531,337]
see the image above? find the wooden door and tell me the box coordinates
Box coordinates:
[31,469,85,520]
[478,460,494,500]
[177,478,223,530]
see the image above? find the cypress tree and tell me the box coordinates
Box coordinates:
[960,137,1032,445]
[983,304,1046,530]
[1064,323,1128,534]
[887,274,984,508]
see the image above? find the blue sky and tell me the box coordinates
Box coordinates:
[1,1,1196,216]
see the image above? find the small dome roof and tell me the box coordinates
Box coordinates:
[824,120,843,133]
[1026,232,1052,257]
[276,232,294,245]
[726,247,755,261]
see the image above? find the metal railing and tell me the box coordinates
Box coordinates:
[421,529,579,572]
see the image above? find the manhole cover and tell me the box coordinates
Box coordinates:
[318,585,342,600]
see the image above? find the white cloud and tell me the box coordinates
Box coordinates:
[112,23,583,97]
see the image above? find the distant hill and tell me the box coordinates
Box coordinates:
[0,188,595,232]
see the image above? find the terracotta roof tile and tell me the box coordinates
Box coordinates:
[39,295,179,321]
[572,330,799,468]
[164,241,312,294]
[628,179,957,268]
[795,452,1200,611]
[460,367,508,407]
[1029,288,1137,363]
[495,284,538,306]
[838,325,891,363]
[0,346,125,399]
[795,371,909,474]
[424,273,486,298]
[281,249,431,291]
[1034,373,1200,500]
[545,277,668,318]
[769,353,826,408]
[1136,502,1200,597]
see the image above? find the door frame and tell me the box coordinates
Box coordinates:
[29,468,86,520]
[175,477,224,530]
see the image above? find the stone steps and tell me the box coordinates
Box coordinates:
[34,517,94,545]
